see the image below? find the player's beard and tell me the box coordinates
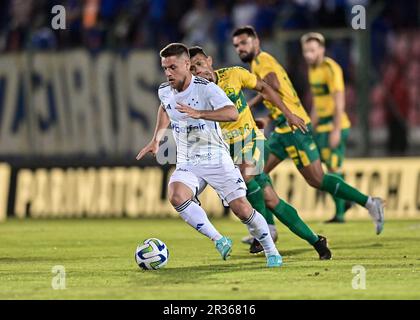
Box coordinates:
[239,51,255,63]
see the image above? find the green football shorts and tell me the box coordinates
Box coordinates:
[314,128,350,170]
[267,123,320,169]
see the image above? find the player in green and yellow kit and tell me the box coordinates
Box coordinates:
[301,32,352,222]
[188,46,332,259]
[231,26,385,235]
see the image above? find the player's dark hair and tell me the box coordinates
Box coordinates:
[160,43,190,58]
[188,46,208,59]
[232,26,258,39]
[301,32,326,47]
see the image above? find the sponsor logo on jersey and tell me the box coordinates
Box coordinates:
[171,123,206,134]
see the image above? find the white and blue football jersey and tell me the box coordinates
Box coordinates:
[158,76,233,164]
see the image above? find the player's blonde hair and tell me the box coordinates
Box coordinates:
[300,32,326,47]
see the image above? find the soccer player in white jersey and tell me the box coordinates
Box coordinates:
[136,43,282,267]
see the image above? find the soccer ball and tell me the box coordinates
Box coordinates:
[135,238,169,270]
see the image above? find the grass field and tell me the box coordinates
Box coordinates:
[0,217,419,299]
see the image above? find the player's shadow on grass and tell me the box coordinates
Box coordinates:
[234,247,313,258]
[331,242,384,250]
[133,260,273,285]
[278,248,314,257]
[0,257,68,263]
[0,256,99,263]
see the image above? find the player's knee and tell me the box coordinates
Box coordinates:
[230,198,253,220]
[168,191,190,207]
[263,188,280,210]
[239,163,257,182]
[241,172,253,183]
[306,175,322,188]
[264,197,278,210]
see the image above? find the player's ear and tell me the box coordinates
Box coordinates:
[185,58,191,71]
[254,37,260,49]
[207,56,213,67]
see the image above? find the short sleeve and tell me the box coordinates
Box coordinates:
[237,67,258,90]
[253,54,275,79]
[158,82,170,105]
[326,62,345,93]
[205,82,235,110]
[157,89,163,105]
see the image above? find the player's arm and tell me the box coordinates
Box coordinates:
[136,105,170,160]
[176,103,238,121]
[254,77,308,133]
[247,73,279,108]
[247,69,278,108]
[176,82,238,122]
[248,93,264,108]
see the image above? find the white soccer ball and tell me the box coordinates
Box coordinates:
[135,238,169,270]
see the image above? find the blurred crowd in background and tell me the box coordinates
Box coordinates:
[0,0,419,156]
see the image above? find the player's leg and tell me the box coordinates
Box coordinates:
[240,164,277,237]
[230,136,276,246]
[336,128,355,215]
[315,130,346,223]
[261,132,288,236]
[168,181,223,242]
[205,160,282,267]
[254,172,331,259]
[263,130,288,174]
[238,138,277,249]
[261,130,329,251]
[228,196,282,267]
[168,170,231,259]
[293,126,385,234]
[256,135,289,239]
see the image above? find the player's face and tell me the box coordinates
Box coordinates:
[302,40,324,66]
[190,54,213,81]
[161,55,191,90]
[232,34,257,63]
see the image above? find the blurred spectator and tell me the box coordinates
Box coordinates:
[145,0,168,48]
[83,0,99,29]
[6,0,34,51]
[381,34,411,155]
[30,27,57,50]
[407,60,420,126]
[213,3,232,63]
[232,0,258,28]
[317,0,347,28]
[180,0,213,46]
[369,84,386,128]
[254,0,278,39]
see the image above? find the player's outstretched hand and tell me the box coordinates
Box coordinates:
[285,112,308,134]
[136,141,159,160]
[176,102,201,119]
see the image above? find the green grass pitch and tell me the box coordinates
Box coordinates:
[0,218,419,299]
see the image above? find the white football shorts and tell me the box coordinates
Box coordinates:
[168,160,247,206]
